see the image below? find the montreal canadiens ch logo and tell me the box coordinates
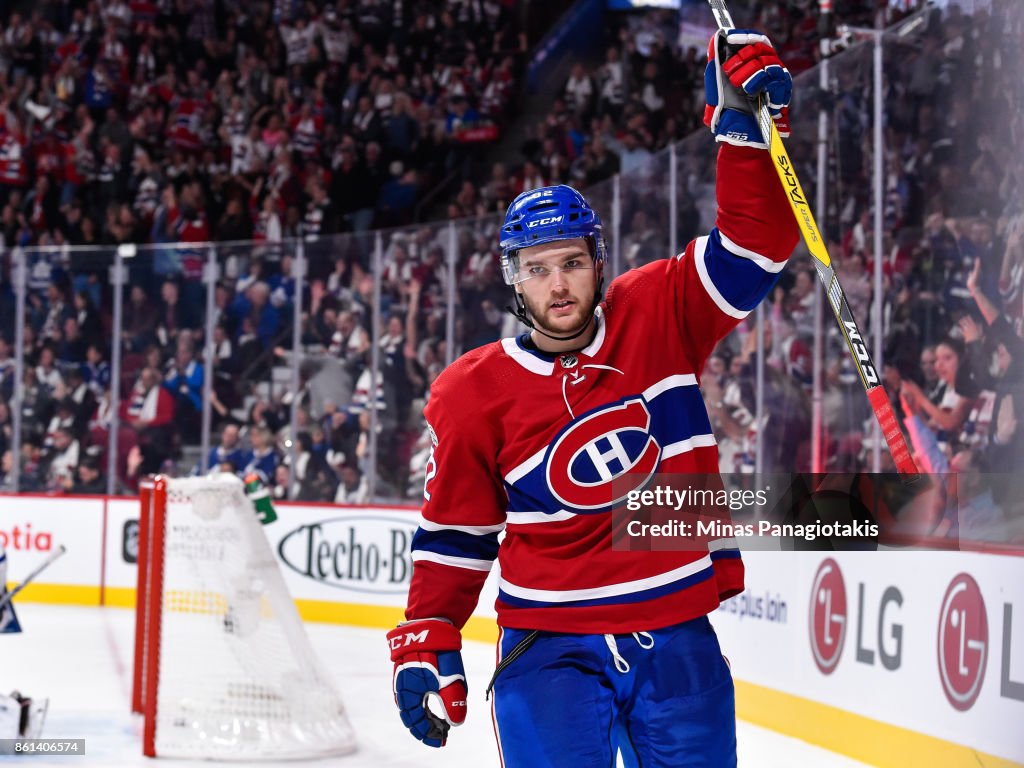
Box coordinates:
[546,398,661,510]
[937,573,988,711]
[809,558,847,675]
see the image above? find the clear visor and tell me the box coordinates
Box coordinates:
[501,252,595,285]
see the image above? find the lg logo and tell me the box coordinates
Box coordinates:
[934,571,1024,712]
[808,558,904,676]
[937,573,988,711]
[809,558,847,674]
[805,564,1024,713]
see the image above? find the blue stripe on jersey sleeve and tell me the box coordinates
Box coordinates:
[644,383,713,441]
[702,228,783,312]
[710,548,742,560]
[411,528,501,563]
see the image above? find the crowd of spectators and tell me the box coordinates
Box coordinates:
[695,0,1024,539]
[0,216,504,501]
[2,0,1023,546]
[0,0,526,254]
[0,0,522,500]
[453,0,921,225]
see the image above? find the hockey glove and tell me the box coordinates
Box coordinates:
[704,29,792,149]
[387,618,467,748]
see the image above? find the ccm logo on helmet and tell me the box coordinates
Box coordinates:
[546,398,661,511]
[528,216,564,228]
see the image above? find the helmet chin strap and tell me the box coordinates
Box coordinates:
[505,275,605,345]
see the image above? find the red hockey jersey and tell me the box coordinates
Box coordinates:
[406,144,799,634]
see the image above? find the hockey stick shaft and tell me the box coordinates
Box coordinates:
[707,0,917,475]
[0,545,67,610]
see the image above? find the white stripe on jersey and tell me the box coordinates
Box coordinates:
[718,230,787,273]
[500,337,553,376]
[499,555,712,603]
[505,509,578,526]
[411,550,495,572]
[642,373,697,400]
[417,517,506,536]
[661,432,717,459]
[692,235,750,319]
[503,444,547,486]
[500,307,608,378]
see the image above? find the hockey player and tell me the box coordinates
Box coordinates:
[388,29,799,767]
[0,542,20,635]
[1,542,49,740]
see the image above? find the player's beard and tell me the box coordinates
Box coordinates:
[518,284,596,339]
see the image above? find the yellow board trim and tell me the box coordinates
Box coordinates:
[735,679,1022,768]
[75,586,503,644]
[5,582,101,606]
[104,586,138,608]
[16,585,1021,767]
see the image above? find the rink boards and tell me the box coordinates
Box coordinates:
[1,494,1022,767]
[716,550,1024,768]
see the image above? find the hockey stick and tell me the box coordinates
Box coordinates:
[706,0,918,475]
[0,545,67,611]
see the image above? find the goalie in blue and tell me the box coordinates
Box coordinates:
[0,543,21,635]
[0,542,49,740]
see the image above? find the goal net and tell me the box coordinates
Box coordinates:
[132,474,357,759]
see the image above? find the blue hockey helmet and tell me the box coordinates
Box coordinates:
[499,185,607,286]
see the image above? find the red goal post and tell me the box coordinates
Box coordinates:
[132,474,356,760]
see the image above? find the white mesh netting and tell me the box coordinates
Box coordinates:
[149,474,356,760]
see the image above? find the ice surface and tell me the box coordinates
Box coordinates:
[0,604,870,767]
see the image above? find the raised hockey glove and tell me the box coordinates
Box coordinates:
[704,29,792,149]
[387,618,467,748]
